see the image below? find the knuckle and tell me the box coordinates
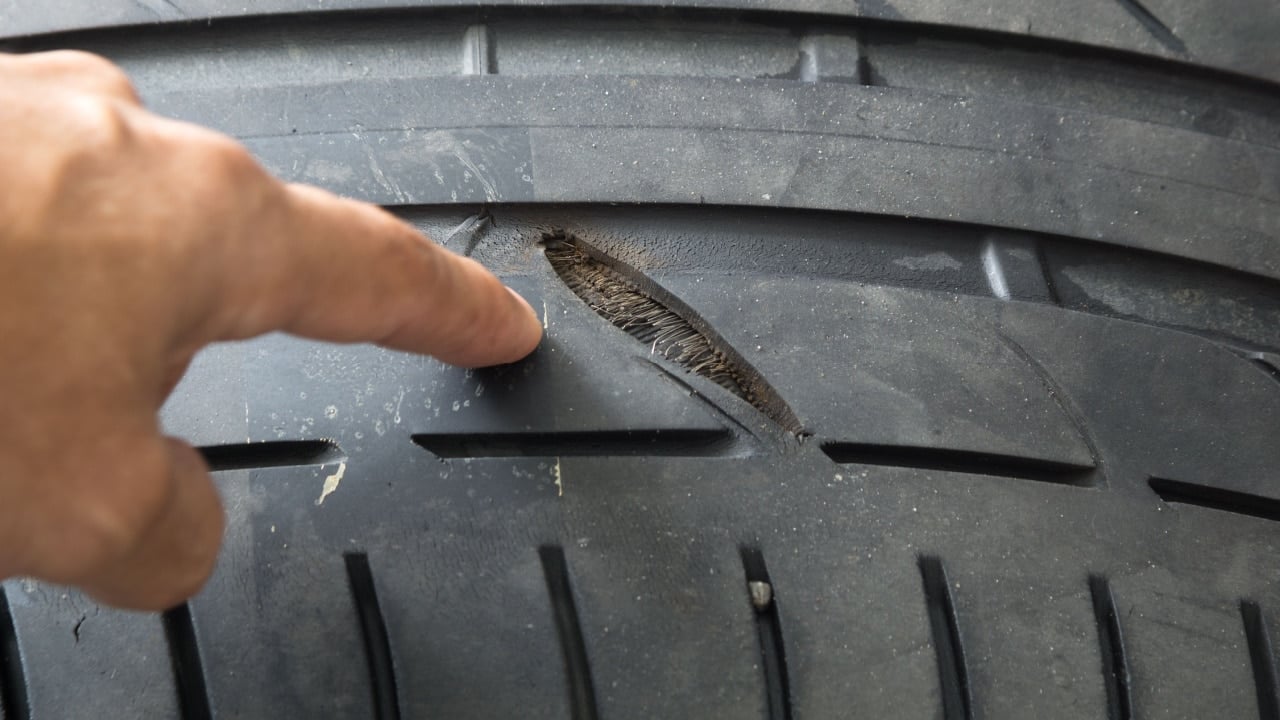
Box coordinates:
[43,50,137,97]
[65,95,133,154]
[53,449,176,578]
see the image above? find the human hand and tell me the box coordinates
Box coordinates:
[0,51,541,610]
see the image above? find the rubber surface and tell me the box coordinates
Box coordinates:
[1,4,1278,719]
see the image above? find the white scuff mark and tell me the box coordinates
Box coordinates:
[553,457,563,497]
[245,400,251,442]
[542,300,549,330]
[393,388,406,424]
[356,133,410,203]
[316,462,347,506]
[419,131,500,201]
[893,252,963,272]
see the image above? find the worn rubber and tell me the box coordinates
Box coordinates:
[1,4,1278,719]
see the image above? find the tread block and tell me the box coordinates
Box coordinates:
[1111,572,1258,718]
[663,276,1096,470]
[2,583,177,720]
[998,304,1280,505]
[192,467,375,719]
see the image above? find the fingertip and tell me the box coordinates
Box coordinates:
[502,285,544,361]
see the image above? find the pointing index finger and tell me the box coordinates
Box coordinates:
[215,183,542,366]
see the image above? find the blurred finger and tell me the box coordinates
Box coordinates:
[78,437,224,610]
[212,182,542,367]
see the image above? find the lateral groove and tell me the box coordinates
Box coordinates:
[821,443,1095,486]
[162,603,213,720]
[344,553,402,720]
[538,546,599,720]
[1249,353,1280,386]
[740,548,793,720]
[996,331,1108,483]
[1242,601,1280,720]
[1112,0,1188,54]
[198,440,343,471]
[918,557,972,720]
[0,588,30,720]
[412,429,734,458]
[1149,477,1280,522]
[1089,576,1133,720]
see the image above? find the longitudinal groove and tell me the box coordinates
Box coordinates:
[0,587,30,720]
[821,443,1095,486]
[162,603,213,720]
[741,548,792,720]
[197,439,343,471]
[919,557,972,720]
[1112,0,1188,54]
[1149,477,1280,522]
[538,546,599,720]
[344,553,402,720]
[1089,576,1133,720]
[412,429,734,458]
[541,231,804,435]
[1242,601,1280,720]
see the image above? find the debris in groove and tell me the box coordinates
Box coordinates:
[1089,575,1133,720]
[919,557,972,720]
[1113,0,1188,54]
[741,547,793,720]
[541,230,804,436]
[411,429,734,458]
[344,553,402,720]
[1242,601,1280,720]
[162,603,213,720]
[198,439,343,472]
[0,588,30,720]
[538,546,599,720]
[1149,477,1280,522]
[821,443,1095,486]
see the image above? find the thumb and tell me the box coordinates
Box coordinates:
[77,438,225,611]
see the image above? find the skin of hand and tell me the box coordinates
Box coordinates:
[0,51,542,611]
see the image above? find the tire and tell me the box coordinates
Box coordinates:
[2,3,1279,719]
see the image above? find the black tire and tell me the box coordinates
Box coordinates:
[2,3,1279,718]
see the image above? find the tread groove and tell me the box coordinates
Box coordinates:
[1249,354,1280,386]
[1242,600,1280,720]
[1149,477,1280,522]
[538,546,599,720]
[344,553,402,720]
[162,603,213,720]
[995,331,1107,482]
[542,230,804,435]
[821,443,1095,486]
[197,440,343,471]
[1089,575,1133,720]
[919,556,972,720]
[1112,0,1188,55]
[0,588,29,720]
[741,548,793,720]
[412,429,734,458]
